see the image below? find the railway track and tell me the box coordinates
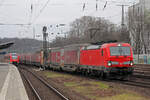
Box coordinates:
[134,64,150,73]
[133,64,150,79]
[116,77,150,89]
[19,68,42,100]
[111,63,150,88]
[43,68,150,89]
[20,64,150,93]
[59,69,150,89]
[123,80,150,88]
[132,74,150,80]
[19,67,69,100]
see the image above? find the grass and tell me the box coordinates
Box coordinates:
[98,93,148,100]
[89,81,109,89]
[64,82,78,87]
[44,71,149,100]
[64,81,111,100]
[64,81,109,90]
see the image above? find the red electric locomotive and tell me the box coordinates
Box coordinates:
[79,42,133,78]
[4,53,20,65]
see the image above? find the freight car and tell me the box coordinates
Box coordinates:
[20,42,134,79]
[4,53,19,65]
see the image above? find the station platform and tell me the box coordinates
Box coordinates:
[0,63,29,100]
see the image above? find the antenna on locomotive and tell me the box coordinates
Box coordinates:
[91,40,117,45]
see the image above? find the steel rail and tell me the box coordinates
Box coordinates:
[20,65,150,94]
[121,80,150,88]
[24,67,69,100]
[133,74,150,80]
[19,68,42,100]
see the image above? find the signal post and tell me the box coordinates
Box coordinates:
[42,26,48,69]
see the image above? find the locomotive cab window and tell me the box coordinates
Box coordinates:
[110,46,131,56]
[12,56,18,59]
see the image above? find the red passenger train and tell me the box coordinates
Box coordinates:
[4,53,20,65]
[20,42,134,79]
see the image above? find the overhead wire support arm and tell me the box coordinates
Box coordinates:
[88,28,101,39]
[0,23,30,26]
[116,4,129,33]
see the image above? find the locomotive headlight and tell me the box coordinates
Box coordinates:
[130,62,133,66]
[130,61,133,66]
[108,61,111,66]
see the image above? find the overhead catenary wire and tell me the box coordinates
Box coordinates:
[0,23,30,25]
[1,0,137,29]
[82,0,135,13]
[29,0,136,23]
[31,0,51,24]
[100,0,138,4]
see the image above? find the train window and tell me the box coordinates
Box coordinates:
[101,49,103,56]
[12,56,18,59]
[86,45,100,50]
[81,46,87,50]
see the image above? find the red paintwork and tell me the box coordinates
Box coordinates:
[80,49,104,66]
[104,43,133,67]
[31,53,40,63]
[4,53,20,63]
[51,50,61,64]
[80,43,133,68]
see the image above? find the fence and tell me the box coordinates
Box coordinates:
[133,54,150,64]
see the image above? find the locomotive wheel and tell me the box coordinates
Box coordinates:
[100,72,106,80]
[85,72,89,77]
[119,75,129,81]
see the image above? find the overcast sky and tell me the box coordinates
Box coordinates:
[0,0,139,40]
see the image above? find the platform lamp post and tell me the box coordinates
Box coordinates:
[42,26,48,69]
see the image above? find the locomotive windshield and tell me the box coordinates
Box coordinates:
[110,46,131,56]
[12,56,18,59]
[11,53,18,59]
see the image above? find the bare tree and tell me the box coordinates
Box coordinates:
[128,6,150,54]
[69,16,123,43]
[51,16,130,47]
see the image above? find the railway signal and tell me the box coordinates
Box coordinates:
[42,26,48,69]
